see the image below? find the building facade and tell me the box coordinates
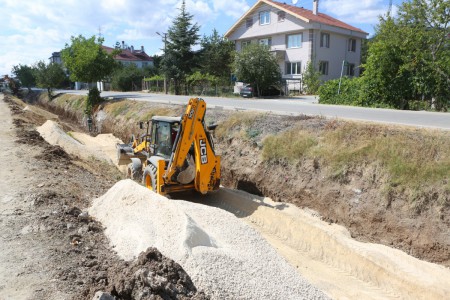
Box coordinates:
[102,43,154,69]
[225,0,368,89]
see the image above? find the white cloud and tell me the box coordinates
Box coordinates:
[0,0,181,74]
[212,0,250,18]
[0,0,252,75]
[320,0,389,24]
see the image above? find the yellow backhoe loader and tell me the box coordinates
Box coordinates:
[117,97,220,195]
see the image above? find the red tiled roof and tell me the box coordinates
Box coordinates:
[102,46,153,62]
[267,0,367,34]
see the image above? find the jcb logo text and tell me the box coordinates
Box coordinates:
[200,139,208,164]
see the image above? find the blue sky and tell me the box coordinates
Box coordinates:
[0,0,404,76]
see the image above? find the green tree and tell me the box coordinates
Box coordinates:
[111,64,145,91]
[11,64,36,92]
[61,35,118,114]
[34,61,66,99]
[162,0,200,95]
[399,0,450,110]
[361,0,450,110]
[302,61,321,94]
[234,43,282,96]
[361,17,411,108]
[199,29,235,84]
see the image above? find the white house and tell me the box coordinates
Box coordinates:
[225,0,368,90]
[102,42,154,69]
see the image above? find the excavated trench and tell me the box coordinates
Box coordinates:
[34,94,450,268]
[32,93,450,299]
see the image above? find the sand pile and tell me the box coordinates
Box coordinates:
[89,179,329,300]
[36,120,121,164]
[202,189,450,300]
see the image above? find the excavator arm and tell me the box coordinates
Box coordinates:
[162,98,220,194]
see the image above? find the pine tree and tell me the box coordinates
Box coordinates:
[163,0,200,95]
[199,29,235,84]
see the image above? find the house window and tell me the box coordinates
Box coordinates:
[287,33,302,48]
[348,38,356,52]
[286,62,301,75]
[241,40,251,49]
[320,33,330,48]
[260,11,270,25]
[246,18,253,28]
[319,61,329,75]
[259,38,272,46]
[278,11,285,22]
[346,63,355,76]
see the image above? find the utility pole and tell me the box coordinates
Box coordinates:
[338,60,346,95]
[156,32,168,94]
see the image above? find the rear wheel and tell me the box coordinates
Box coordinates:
[142,165,157,191]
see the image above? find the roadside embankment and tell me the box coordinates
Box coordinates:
[35,92,450,268]
[28,92,450,299]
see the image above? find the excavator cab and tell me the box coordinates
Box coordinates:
[149,117,180,160]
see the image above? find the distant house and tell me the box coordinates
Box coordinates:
[54,41,154,90]
[225,0,368,90]
[49,52,62,64]
[103,41,154,69]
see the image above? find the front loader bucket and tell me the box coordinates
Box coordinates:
[116,143,136,165]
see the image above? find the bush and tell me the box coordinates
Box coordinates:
[318,77,363,106]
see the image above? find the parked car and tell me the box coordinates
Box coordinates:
[240,84,283,98]
[240,84,254,98]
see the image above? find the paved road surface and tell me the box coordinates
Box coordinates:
[59,90,450,130]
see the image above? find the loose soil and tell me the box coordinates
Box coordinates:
[39,92,449,268]
[16,92,450,299]
[0,94,207,299]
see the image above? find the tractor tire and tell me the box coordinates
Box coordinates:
[142,165,157,192]
[127,158,142,181]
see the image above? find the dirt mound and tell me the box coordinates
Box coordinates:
[82,248,208,300]
[15,129,46,145]
[90,179,329,300]
[35,144,71,162]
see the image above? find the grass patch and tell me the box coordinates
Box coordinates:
[314,123,450,191]
[105,101,131,118]
[141,107,178,121]
[262,128,317,162]
[52,94,86,111]
[261,121,449,196]
[215,112,260,139]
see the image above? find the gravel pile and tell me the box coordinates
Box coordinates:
[89,179,329,300]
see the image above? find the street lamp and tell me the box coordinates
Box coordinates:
[156,32,168,94]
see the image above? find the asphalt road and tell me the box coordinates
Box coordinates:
[59,90,450,130]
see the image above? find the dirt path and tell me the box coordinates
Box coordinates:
[0,95,207,299]
[0,94,67,299]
